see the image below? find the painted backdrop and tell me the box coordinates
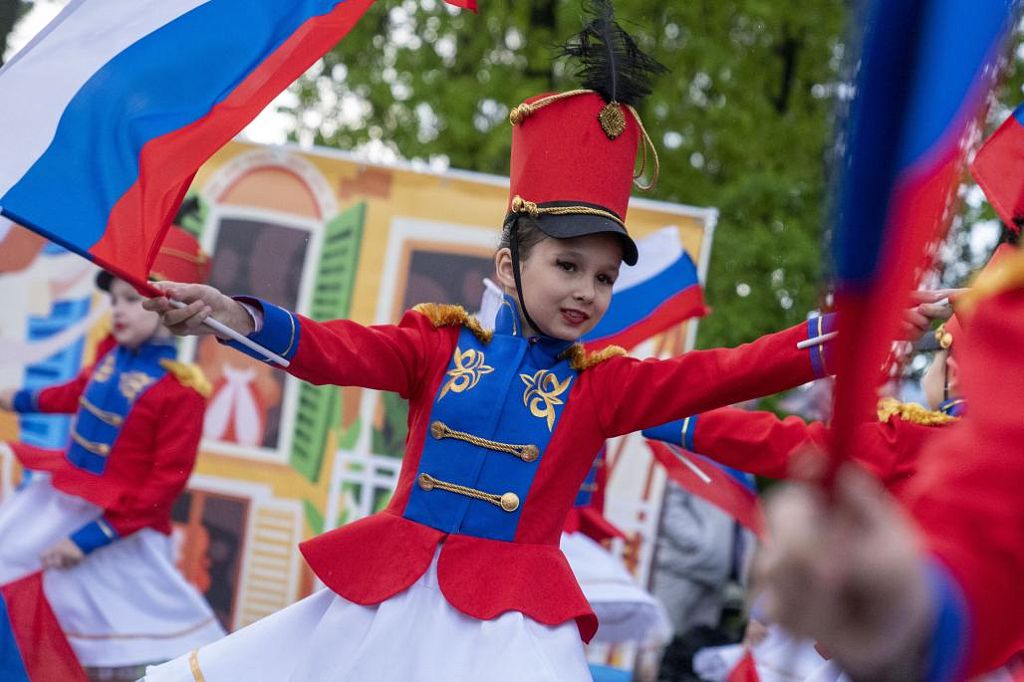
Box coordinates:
[0,141,716,661]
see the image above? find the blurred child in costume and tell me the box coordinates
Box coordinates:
[756,245,1024,681]
[143,6,841,681]
[642,285,962,504]
[0,225,225,676]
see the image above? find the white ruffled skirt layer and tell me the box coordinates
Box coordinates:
[0,472,97,583]
[693,624,844,682]
[0,476,223,666]
[560,531,671,645]
[145,548,592,682]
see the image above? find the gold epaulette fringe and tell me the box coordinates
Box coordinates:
[160,359,213,398]
[957,245,1024,316]
[876,397,957,427]
[412,303,493,344]
[562,344,627,372]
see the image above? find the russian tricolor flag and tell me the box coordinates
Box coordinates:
[583,227,707,351]
[0,0,472,291]
[646,440,764,538]
[827,0,1017,474]
[0,573,86,681]
[970,103,1024,234]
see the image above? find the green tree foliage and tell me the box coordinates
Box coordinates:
[290,0,848,348]
[0,1,33,66]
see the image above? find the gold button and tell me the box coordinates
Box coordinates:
[418,473,435,491]
[500,492,520,512]
[430,421,446,439]
[520,445,539,462]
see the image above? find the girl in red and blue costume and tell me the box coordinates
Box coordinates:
[0,226,225,673]
[144,16,838,682]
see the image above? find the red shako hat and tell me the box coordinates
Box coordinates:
[96,224,210,290]
[503,0,666,268]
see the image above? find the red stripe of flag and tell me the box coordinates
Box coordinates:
[2,572,86,681]
[647,440,765,538]
[90,0,378,294]
[585,285,707,351]
[727,650,761,682]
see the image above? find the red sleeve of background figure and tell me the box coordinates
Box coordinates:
[906,286,1024,677]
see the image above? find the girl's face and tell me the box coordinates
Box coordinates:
[495,233,623,341]
[108,278,162,349]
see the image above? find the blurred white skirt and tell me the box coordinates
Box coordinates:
[145,547,591,682]
[693,624,844,682]
[0,475,223,666]
[561,531,671,646]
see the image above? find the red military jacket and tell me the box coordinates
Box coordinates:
[901,284,1024,679]
[643,400,956,501]
[10,337,208,553]
[230,294,834,641]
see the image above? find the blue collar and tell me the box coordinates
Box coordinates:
[119,335,178,362]
[492,293,575,358]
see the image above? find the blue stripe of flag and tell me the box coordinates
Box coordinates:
[584,252,699,342]
[896,0,1015,169]
[833,0,1016,287]
[0,594,30,682]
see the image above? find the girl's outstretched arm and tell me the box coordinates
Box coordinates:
[146,282,441,397]
[592,315,836,437]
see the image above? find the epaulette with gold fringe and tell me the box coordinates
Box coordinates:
[159,359,213,398]
[561,343,627,372]
[876,397,957,427]
[412,303,493,344]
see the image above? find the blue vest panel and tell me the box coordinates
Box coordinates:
[66,339,176,474]
[404,313,578,542]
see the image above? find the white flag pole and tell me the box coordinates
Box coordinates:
[168,300,290,368]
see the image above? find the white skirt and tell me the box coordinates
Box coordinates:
[561,531,671,645]
[0,473,98,583]
[0,476,224,666]
[145,548,592,682]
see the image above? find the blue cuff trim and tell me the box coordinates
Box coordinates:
[682,415,698,451]
[69,519,119,555]
[806,313,837,379]
[923,561,970,682]
[224,297,300,364]
[938,398,966,417]
[11,389,38,413]
[642,419,687,447]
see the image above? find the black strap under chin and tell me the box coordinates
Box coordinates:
[509,216,548,339]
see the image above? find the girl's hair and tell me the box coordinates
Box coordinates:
[498,215,548,260]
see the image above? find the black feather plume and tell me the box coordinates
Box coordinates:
[560,0,667,106]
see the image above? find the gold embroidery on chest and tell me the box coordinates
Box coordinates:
[439,347,494,400]
[92,354,115,383]
[119,371,156,403]
[519,369,572,431]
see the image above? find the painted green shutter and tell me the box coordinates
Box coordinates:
[289,202,366,482]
